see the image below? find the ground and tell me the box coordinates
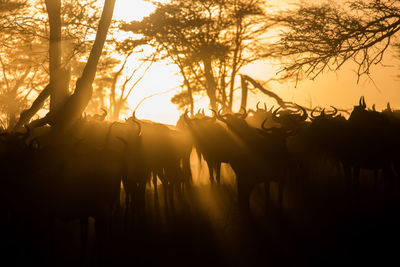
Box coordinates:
[1,161,400,266]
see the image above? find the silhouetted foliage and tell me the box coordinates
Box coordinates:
[271,0,400,83]
[0,0,25,14]
[8,0,121,129]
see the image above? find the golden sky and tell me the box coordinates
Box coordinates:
[112,0,400,124]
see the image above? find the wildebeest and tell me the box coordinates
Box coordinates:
[216,108,291,212]
[124,112,189,214]
[308,97,396,188]
[0,112,142,263]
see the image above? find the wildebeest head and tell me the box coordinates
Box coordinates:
[272,104,308,129]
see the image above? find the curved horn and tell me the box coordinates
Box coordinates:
[360,96,366,108]
[310,107,320,119]
[217,108,227,123]
[329,106,338,116]
[132,110,137,120]
[321,108,326,116]
[256,101,261,110]
[210,109,217,117]
[272,107,281,121]
[269,105,275,112]
[261,120,278,133]
[295,104,308,121]
[261,118,270,131]
[132,119,142,136]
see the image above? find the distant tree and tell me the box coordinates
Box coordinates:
[0,0,48,128]
[104,38,152,121]
[270,0,400,84]
[0,0,25,15]
[0,41,48,128]
[122,0,269,113]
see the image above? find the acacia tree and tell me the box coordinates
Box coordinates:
[103,38,151,121]
[122,0,269,113]
[11,0,117,130]
[270,0,400,84]
[44,0,115,135]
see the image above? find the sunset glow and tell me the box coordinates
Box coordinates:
[2,1,400,265]
[110,0,400,125]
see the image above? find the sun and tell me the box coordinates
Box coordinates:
[111,0,183,125]
[113,0,155,22]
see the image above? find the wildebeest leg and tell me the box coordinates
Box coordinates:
[121,177,131,228]
[152,172,159,200]
[237,177,254,213]
[169,165,182,197]
[182,156,192,185]
[208,161,215,184]
[278,181,285,211]
[138,181,146,218]
[169,182,175,211]
[80,216,89,264]
[123,193,130,230]
[163,167,176,209]
[215,163,221,184]
[94,216,107,265]
[109,184,121,232]
[264,182,270,211]
[161,177,169,210]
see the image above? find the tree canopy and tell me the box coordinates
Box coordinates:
[271,0,400,83]
[122,0,270,113]
[0,0,123,129]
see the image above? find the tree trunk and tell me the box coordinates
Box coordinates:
[228,67,237,111]
[203,57,217,111]
[45,0,69,112]
[240,75,248,109]
[180,70,194,116]
[51,0,116,134]
[228,20,242,111]
[187,82,194,116]
[220,64,227,110]
[7,89,17,129]
[13,0,71,130]
[112,100,122,121]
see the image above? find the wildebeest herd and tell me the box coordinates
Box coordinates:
[1,96,400,266]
